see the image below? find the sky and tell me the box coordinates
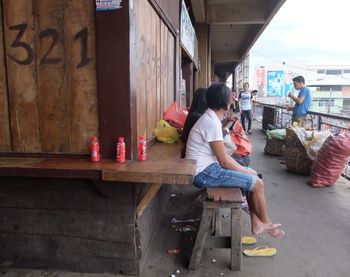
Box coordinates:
[250,0,350,68]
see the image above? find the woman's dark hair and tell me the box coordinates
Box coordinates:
[206,82,231,111]
[181,88,208,157]
[188,88,207,114]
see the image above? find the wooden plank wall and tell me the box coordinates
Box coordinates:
[0,177,139,274]
[1,0,98,154]
[0,2,11,151]
[136,0,175,139]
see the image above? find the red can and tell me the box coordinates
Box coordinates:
[138,136,147,161]
[90,136,100,162]
[116,137,126,163]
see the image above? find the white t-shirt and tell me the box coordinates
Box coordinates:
[185,108,223,176]
[239,91,252,111]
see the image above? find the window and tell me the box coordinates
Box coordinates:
[326,69,342,75]
[343,69,350,74]
[318,98,335,107]
[317,69,325,74]
[319,85,341,91]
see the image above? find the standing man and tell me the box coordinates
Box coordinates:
[287,76,312,127]
[239,82,253,134]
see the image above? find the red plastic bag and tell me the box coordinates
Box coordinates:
[230,121,252,156]
[310,133,350,187]
[163,102,188,130]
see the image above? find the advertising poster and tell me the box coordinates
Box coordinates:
[96,0,123,11]
[267,70,285,96]
[180,0,195,59]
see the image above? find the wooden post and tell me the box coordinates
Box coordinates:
[196,23,209,88]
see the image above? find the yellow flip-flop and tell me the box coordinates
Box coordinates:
[242,236,256,245]
[243,246,277,257]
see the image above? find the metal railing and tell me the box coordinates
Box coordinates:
[253,102,350,180]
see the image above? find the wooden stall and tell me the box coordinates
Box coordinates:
[0,0,191,275]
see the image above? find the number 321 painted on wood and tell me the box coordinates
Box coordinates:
[9,23,91,69]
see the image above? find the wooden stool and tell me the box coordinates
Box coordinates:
[189,188,243,270]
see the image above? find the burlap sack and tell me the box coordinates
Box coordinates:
[264,138,285,156]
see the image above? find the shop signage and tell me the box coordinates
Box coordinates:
[96,0,123,11]
[180,0,195,59]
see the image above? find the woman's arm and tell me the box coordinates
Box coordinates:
[210,140,257,176]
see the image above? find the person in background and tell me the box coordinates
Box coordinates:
[251,89,258,120]
[185,82,285,239]
[287,76,312,127]
[211,74,220,84]
[239,82,253,134]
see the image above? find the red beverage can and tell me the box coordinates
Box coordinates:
[90,136,100,162]
[116,137,126,163]
[138,136,147,161]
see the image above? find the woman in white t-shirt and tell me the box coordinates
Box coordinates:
[185,83,284,239]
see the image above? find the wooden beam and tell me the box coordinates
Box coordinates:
[238,0,286,58]
[190,0,206,23]
[212,51,240,62]
[136,184,162,218]
[207,1,266,25]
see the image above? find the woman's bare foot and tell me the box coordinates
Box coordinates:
[269,228,286,239]
[252,223,281,236]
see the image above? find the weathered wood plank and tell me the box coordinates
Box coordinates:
[160,21,168,116]
[0,1,12,152]
[136,183,161,218]
[231,207,242,270]
[167,29,175,108]
[0,233,139,274]
[3,0,41,152]
[103,159,196,185]
[136,0,152,138]
[0,178,135,212]
[146,3,158,139]
[65,0,98,153]
[34,0,68,152]
[0,208,135,243]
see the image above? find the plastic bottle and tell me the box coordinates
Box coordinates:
[116,137,126,163]
[138,136,147,161]
[90,136,100,162]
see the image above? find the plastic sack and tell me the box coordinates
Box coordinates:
[230,121,252,156]
[306,131,332,160]
[154,120,179,144]
[266,129,286,140]
[223,134,237,156]
[310,134,350,187]
[163,102,188,130]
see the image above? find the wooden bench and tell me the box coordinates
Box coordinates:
[189,187,243,271]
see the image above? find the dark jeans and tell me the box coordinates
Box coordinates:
[241,110,252,131]
[232,154,251,167]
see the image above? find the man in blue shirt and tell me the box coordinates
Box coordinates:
[287,76,312,127]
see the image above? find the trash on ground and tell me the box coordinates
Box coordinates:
[167,249,181,255]
[222,214,229,218]
[212,259,216,263]
[176,225,197,232]
[171,217,200,224]
[170,193,176,197]
[176,269,180,273]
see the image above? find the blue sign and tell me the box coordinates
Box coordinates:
[267,70,285,97]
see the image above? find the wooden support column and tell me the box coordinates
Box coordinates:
[182,62,194,108]
[96,2,136,159]
[196,23,209,88]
